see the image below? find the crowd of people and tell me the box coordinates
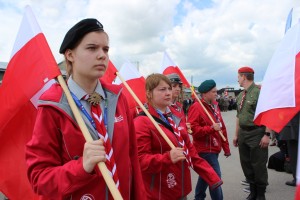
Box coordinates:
[20,18,298,200]
[217,96,237,112]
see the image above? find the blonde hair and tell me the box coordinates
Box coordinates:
[63,55,72,79]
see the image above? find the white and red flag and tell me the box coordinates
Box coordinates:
[100,60,118,83]
[254,20,300,133]
[0,6,61,199]
[115,61,146,114]
[160,51,190,88]
[253,20,300,199]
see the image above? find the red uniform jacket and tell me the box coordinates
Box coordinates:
[134,104,222,200]
[188,99,230,155]
[26,82,146,200]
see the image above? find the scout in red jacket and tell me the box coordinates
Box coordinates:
[188,79,231,200]
[25,18,146,200]
[134,74,222,200]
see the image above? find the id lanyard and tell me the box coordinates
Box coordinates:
[70,91,108,131]
[156,109,171,126]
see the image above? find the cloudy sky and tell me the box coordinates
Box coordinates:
[0,0,299,89]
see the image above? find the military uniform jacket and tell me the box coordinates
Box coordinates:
[236,83,260,127]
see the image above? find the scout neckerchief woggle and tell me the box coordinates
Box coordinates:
[72,91,120,189]
[206,100,222,128]
[156,109,193,169]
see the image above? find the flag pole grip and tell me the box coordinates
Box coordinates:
[191,88,226,141]
[57,75,123,200]
[116,72,176,149]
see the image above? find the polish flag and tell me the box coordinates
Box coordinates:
[100,60,118,83]
[115,61,146,115]
[0,6,61,199]
[252,20,300,199]
[160,51,190,88]
[296,126,300,200]
[254,20,300,133]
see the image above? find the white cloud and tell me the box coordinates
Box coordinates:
[0,0,299,89]
[162,0,300,87]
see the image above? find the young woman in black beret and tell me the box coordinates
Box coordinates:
[26,18,146,200]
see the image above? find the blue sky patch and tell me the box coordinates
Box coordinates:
[174,0,214,25]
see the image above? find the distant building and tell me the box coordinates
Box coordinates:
[0,60,66,83]
[182,85,200,98]
[218,87,243,98]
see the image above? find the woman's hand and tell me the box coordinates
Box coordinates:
[212,122,221,131]
[170,147,186,164]
[82,139,106,173]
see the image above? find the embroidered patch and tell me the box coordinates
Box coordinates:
[213,137,219,147]
[166,173,177,188]
[178,126,184,130]
[80,194,95,200]
[115,115,124,122]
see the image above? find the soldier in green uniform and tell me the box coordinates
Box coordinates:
[233,66,271,200]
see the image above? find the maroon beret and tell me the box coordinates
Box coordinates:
[238,66,254,74]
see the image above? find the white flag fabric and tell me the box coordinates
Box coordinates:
[160,51,190,88]
[254,20,300,132]
[115,61,146,115]
[115,61,143,84]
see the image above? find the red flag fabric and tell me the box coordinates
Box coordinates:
[297,152,300,200]
[100,60,117,83]
[160,51,190,88]
[0,6,61,199]
[115,61,146,115]
[296,186,300,200]
[254,21,300,133]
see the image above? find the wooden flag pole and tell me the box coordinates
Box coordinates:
[57,75,123,200]
[116,72,176,149]
[190,87,226,141]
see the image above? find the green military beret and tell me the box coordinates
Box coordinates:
[198,79,216,93]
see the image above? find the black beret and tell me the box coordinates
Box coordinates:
[59,18,104,54]
[198,79,216,93]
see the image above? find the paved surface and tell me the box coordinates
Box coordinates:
[187,110,296,200]
[0,110,296,199]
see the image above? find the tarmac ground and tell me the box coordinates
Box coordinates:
[187,110,296,200]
